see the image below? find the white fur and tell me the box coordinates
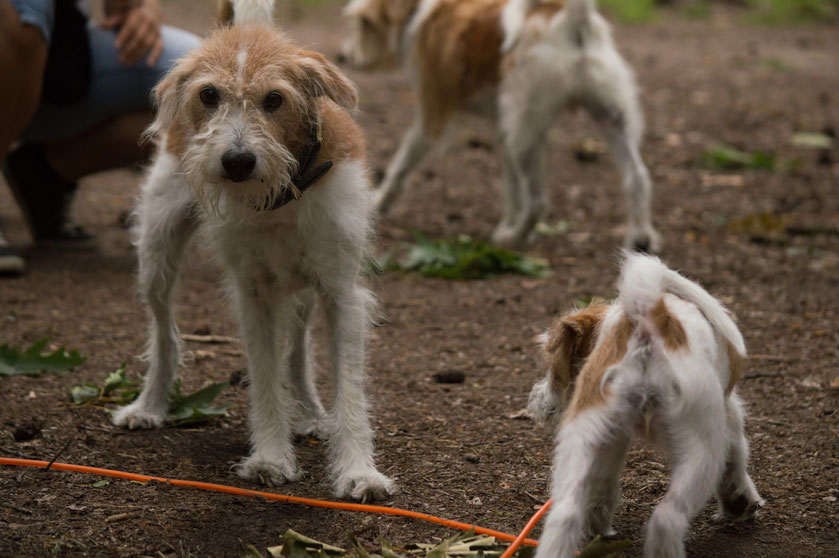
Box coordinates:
[341,0,659,251]
[113,22,394,501]
[231,0,276,25]
[531,254,763,558]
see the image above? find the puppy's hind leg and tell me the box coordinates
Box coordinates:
[113,163,197,430]
[374,119,432,215]
[536,409,632,558]
[644,408,727,558]
[715,392,764,522]
[321,286,394,502]
[287,289,328,439]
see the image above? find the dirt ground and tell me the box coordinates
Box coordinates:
[2,2,838,557]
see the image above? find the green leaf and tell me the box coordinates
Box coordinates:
[702,143,775,171]
[167,380,231,426]
[242,544,266,558]
[92,480,110,488]
[792,132,834,150]
[71,384,101,405]
[389,233,551,280]
[0,338,86,376]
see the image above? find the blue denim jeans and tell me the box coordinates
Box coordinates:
[10,0,200,142]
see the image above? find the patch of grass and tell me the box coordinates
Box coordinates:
[0,338,85,376]
[598,0,658,23]
[701,142,776,171]
[383,233,551,280]
[683,0,711,20]
[747,0,838,23]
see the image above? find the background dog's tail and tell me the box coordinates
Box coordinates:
[502,0,597,52]
[618,252,746,356]
[218,0,275,26]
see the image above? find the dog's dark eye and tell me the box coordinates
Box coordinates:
[200,86,219,107]
[263,91,283,111]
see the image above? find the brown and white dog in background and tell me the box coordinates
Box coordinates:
[340,0,659,250]
[528,253,763,557]
[113,0,395,502]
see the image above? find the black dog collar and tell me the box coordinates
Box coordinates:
[269,114,333,211]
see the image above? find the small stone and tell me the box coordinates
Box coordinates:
[433,370,465,384]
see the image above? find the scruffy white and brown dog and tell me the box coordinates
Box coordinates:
[340,0,659,250]
[528,253,763,557]
[112,0,395,502]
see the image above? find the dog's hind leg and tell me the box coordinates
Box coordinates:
[536,409,632,558]
[233,285,300,486]
[321,285,394,502]
[374,119,432,215]
[113,158,197,430]
[715,392,764,522]
[644,408,727,558]
[585,91,660,253]
[287,288,327,439]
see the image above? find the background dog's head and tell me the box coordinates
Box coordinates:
[339,0,418,70]
[147,26,357,215]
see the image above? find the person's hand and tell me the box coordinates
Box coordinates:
[102,0,163,67]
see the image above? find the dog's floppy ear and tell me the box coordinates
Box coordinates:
[297,50,359,109]
[143,63,192,144]
[543,303,608,392]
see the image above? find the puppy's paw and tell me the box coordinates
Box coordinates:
[715,492,765,523]
[491,225,526,249]
[527,377,559,428]
[292,414,331,440]
[235,454,301,487]
[112,402,166,430]
[334,469,396,503]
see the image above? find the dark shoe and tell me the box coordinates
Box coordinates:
[0,222,25,276]
[2,143,96,249]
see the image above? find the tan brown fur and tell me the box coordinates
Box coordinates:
[543,303,609,395]
[565,313,634,421]
[318,99,366,165]
[651,297,689,351]
[415,0,506,136]
[725,341,744,395]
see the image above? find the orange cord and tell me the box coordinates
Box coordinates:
[0,457,540,547]
[500,499,552,558]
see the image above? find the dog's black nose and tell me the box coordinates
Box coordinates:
[222,149,257,182]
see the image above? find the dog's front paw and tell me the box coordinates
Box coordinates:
[491,225,526,249]
[293,416,331,440]
[235,455,301,487]
[112,401,166,430]
[334,469,396,503]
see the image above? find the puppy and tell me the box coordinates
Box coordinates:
[528,253,763,557]
[113,0,395,502]
[340,0,659,250]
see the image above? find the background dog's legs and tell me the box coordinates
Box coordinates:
[587,435,631,537]
[374,119,431,215]
[287,289,327,439]
[587,98,660,253]
[715,393,764,521]
[493,123,549,247]
[233,289,300,486]
[113,169,196,430]
[644,418,727,558]
[321,286,394,501]
[537,411,630,558]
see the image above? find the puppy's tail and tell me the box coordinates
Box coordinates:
[617,252,746,357]
[218,0,275,26]
[502,0,596,52]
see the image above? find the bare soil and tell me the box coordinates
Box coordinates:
[1,2,838,557]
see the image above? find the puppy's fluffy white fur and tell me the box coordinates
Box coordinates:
[340,0,659,250]
[529,253,763,558]
[112,0,394,502]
